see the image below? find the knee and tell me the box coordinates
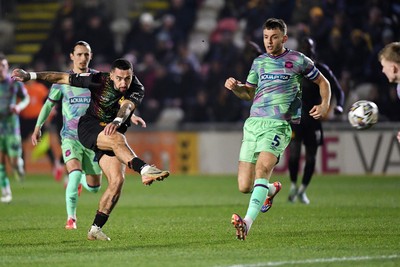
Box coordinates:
[87,175,102,192]
[238,179,252,193]
[239,186,252,194]
[87,185,101,193]
[108,176,125,192]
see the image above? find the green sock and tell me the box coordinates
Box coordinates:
[80,173,101,193]
[0,164,10,192]
[245,178,269,221]
[65,170,81,219]
[0,164,6,188]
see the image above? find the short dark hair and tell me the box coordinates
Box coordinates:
[263,18,287,35]
[111,58,133,71]
[71,40,91,54]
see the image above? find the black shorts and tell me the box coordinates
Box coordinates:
[78,114,116,160]
[291,118,324,147]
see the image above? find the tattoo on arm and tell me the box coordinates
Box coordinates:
[116,101,135,123]
[37,72,70,84]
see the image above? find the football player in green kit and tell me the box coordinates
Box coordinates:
[225,18,331,240]
[32,41,103,229]
[0,53,30,203]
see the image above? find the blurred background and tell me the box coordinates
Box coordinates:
[1,0,400,176]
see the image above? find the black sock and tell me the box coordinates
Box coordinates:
[93,210,109,228]
[128,157,147,173]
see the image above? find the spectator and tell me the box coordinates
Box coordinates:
[124,13,157,62]
[308,6,332,52]
[320,29,346,78]
[345,29,372,86]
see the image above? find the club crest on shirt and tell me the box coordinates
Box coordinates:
[285,62,294,68]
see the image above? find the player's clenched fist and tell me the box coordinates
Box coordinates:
[225,77,239,90]
[11,69,30,82]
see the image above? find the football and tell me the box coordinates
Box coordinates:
[348,100,379,130]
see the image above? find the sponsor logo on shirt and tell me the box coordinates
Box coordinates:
[260,73,290,81]
[69,97,90,104]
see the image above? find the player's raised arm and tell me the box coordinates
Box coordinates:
[12,68,70,84]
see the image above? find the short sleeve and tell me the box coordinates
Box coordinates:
[48,84,63,101]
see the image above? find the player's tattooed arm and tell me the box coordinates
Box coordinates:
[12,69,70,84]
[104,100,136,136]
[112,100,136,127]
[35,72,70,84]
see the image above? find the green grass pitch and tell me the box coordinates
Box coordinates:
[1,173,399,267]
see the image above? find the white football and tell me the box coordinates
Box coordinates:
[348,100,379,130]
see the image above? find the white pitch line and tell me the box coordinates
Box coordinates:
[220,254,400,267]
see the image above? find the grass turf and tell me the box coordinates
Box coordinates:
[1,173,399,267]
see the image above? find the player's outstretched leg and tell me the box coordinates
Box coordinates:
[141,165,170,186]
[231,213,248,240]
[260,181,282,213]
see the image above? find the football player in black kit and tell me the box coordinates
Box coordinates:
[288,37,344,204]
[12,59,169,241]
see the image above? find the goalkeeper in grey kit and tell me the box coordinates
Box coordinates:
[12,58,169,241]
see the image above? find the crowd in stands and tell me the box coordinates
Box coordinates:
[22,0,400,124]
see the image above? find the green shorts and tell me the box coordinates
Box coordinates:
[239,117,292,164]
[0,134,22,158]
[61,139,102,175]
